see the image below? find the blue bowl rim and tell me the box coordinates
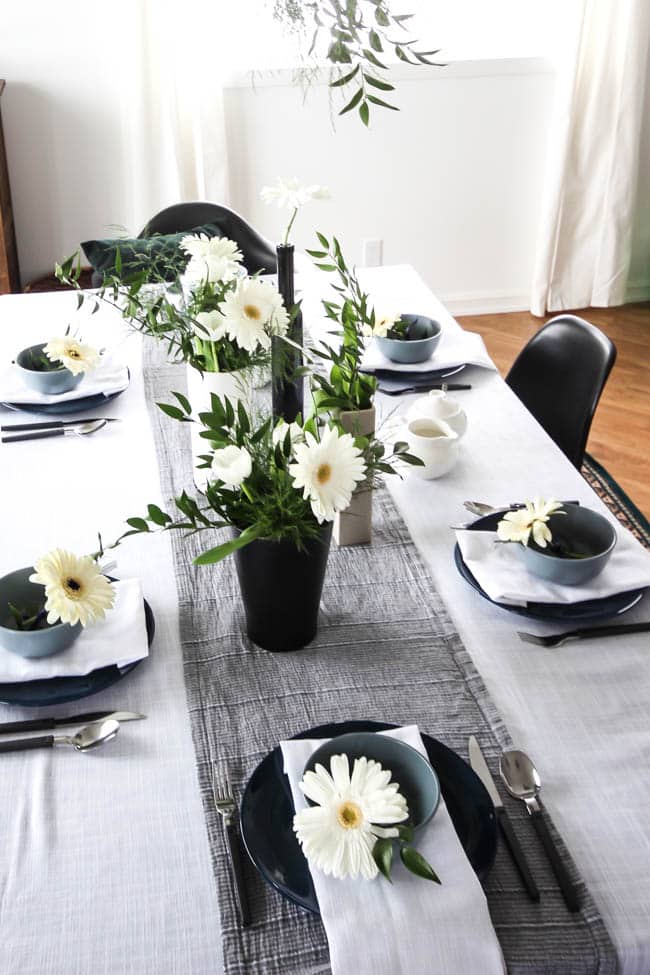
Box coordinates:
[376,315,442,345]
[0,566,73,635]
[304,731,441,829]
[16,343,69,374]
[524,503,617,563]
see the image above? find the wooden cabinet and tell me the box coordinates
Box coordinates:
[0,81,20,293]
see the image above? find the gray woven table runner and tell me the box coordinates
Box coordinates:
[143,345,617,975]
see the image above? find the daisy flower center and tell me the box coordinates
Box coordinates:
[67,348,81,359]
[64,577,83,597]
[316,462,332,484]
[336,800,363,829]
[243,303,262,320]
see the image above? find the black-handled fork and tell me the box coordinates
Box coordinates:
[1,417,120,433]
[212,766,251,927]
[518,621,650,648]
[2,419,107,443]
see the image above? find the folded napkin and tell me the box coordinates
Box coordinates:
[0,579,148,681]
[361,327,496,374]
[281,725,504,975]
[0,357,129,405]
[456,528,650,606]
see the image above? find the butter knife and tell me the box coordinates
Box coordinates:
[469,736,540,901]
[0,711,146,734]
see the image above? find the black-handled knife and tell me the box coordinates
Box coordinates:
[380,383,472,396]
[468,736,540,901]
[0,710,146,735]
[1,418,120,433]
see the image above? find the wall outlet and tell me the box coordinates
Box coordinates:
[362,238,383,267]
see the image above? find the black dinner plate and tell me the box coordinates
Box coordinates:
[1,368,130,415]
[454,511,647,622]
[240,719,497,915]
[0,595,155,707]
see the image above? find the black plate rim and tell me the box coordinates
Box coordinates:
[240,718,497,915]
[453,511,647,621]
[372,363,466,383]
[0,366,131,416]
[0,590,154,707]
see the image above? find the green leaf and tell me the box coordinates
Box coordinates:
[172,390,192,415]
[146,504,171,526]
[374,6,390,26]
[126,517,150,532]
[364,74,395,92]
[362,48,388,70]
[316,231,329,249]
[400,846,441,883]
[193,524,263,565]
[396,824,414,843]
[372,838,394,882]
[359,101,370,126]
[330,63,360,88]
[367,94,399,111]
[369,29,383,52]
[339,86,364,116]
[157,402,185,421]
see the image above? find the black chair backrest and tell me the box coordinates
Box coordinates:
[141,202,277,276]
[505,314,616,469]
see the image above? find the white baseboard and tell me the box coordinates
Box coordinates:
[437,292,532,316]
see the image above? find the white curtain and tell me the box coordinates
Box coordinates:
[531,0,650,315]
[118,0,230,234]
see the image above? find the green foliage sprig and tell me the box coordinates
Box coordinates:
[272,0,443,125]
[373,823,441,884]
[306,231,378,413]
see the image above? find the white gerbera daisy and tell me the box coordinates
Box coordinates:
[497,498,565,547]
[362,312,400,338]
[211,445,252,488]
[289,426,367,523]
[260,177,330,210]
[29,550,115,627]
[194,310,227,342]
[44,337,100,376]
[220,278,283,352]
[293,754,408,880]
[182,234,243,284]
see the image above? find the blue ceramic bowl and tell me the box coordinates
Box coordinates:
[521,503,617,586]
[0,567,82,658]
[16,343,83,395]
[304,731,440,830]
[375,315,442,365]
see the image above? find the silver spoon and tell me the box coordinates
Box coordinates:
[1,419,107,444]
[0,718,120,755]
[500,750,580,912]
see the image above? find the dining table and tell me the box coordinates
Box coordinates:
[0,265,649,975]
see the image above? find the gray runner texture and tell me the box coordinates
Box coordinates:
[144,345,617,975]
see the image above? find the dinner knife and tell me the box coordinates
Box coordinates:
[0,711,146,734]
[468,735,540,901]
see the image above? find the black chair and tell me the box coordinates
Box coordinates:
[505,314,617,469]
[141,201,277,277]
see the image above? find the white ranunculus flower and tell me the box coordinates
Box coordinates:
[272,420,305,449]
[181,234,244,284]
[220,278,284,352]
[44,337,100,375]
[293,754,408,880]
[29,549,115,627]
[260,176,330,210]
[497,498,565,547]
[289,425,367,523]
[210,445,252,488]
[194,310,227,342]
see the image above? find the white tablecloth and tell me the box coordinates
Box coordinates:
[0,273,649,974]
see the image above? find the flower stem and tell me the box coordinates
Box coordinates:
[283,207,299,245]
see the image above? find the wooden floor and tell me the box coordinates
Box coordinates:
[456,304,650,518]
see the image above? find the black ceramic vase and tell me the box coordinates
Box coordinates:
[233,523,332,652]
[272,243,303,422]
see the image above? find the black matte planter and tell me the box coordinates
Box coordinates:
[272,243,303,422]
[234,524,332,652]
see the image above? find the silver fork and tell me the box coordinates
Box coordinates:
[211,765,251,927]
[517,621,650,648]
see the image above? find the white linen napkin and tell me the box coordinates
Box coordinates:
[281,725,504,975]
[0,579,149,681]
[361,327,496,374]
[456,528,650,606]
[0,357,129,405]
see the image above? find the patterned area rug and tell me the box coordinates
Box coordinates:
[582,453,650,549]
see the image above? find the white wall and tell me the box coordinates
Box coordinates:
[225,60,556,313]
[1,5,648,311]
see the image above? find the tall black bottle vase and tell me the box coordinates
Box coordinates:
[272,243,303,422]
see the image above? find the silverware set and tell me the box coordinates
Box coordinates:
[0,710,145,753]
[212,765,251,927]
[1,417,119,443]
[470,736,580,912]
